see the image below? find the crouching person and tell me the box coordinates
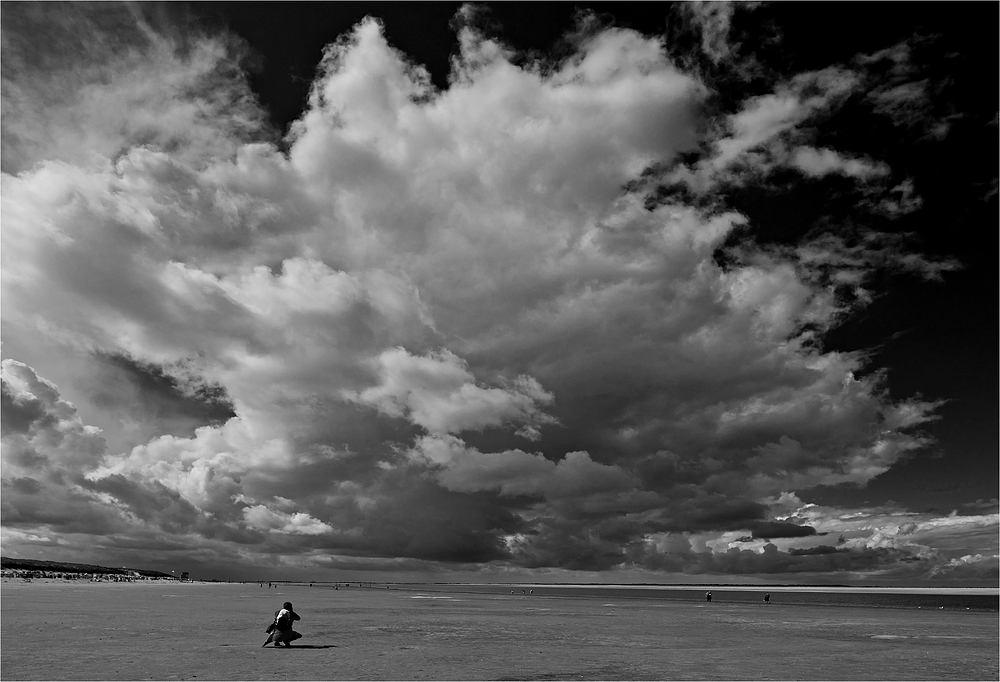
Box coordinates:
[264,602,302,647]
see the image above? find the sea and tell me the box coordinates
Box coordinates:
[375,583,999,612]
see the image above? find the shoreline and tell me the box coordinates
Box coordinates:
[401,582,1000,595]
[7,577,996,595]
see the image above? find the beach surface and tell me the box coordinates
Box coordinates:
[1,580,996,681]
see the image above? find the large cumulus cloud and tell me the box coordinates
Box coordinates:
[1,5,993,583]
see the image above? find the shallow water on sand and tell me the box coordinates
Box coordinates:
[381,583,1000,612]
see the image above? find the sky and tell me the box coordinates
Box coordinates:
[1,2,997,586]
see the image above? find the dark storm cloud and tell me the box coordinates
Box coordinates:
[704,544,913,575]
[83,475,201,534]
[5,476,44,495]
[748,521,819,540]
[1,481,123,536]
[788,545,839,556]
[82,473,266,545]
[89,351,236,429]
[514,524,629,572]
[350,479,522,564]
[679,499,769,532]
[1,380,50,435]
[1,362,108,474]
[630,538,921,576]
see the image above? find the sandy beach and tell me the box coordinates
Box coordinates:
[1,580,996,681]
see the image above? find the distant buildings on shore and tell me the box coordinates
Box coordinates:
[2,568,178,582]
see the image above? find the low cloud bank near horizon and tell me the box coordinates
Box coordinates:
[2,4,995,583]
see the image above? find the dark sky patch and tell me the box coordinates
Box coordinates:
[678,499,769,532]
[749,521,819,540]
[4,476,44,495]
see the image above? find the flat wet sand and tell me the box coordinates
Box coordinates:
[1,580,996,680]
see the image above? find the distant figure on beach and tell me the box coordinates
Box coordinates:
[763,593,770,604]
[706,591,712,602]
[263,601,302,647]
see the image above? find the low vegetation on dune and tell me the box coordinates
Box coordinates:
[1,556,172,578]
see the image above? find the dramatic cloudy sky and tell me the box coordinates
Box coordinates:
[2,3,996,585]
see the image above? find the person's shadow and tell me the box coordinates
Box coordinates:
[281,644,337,649]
